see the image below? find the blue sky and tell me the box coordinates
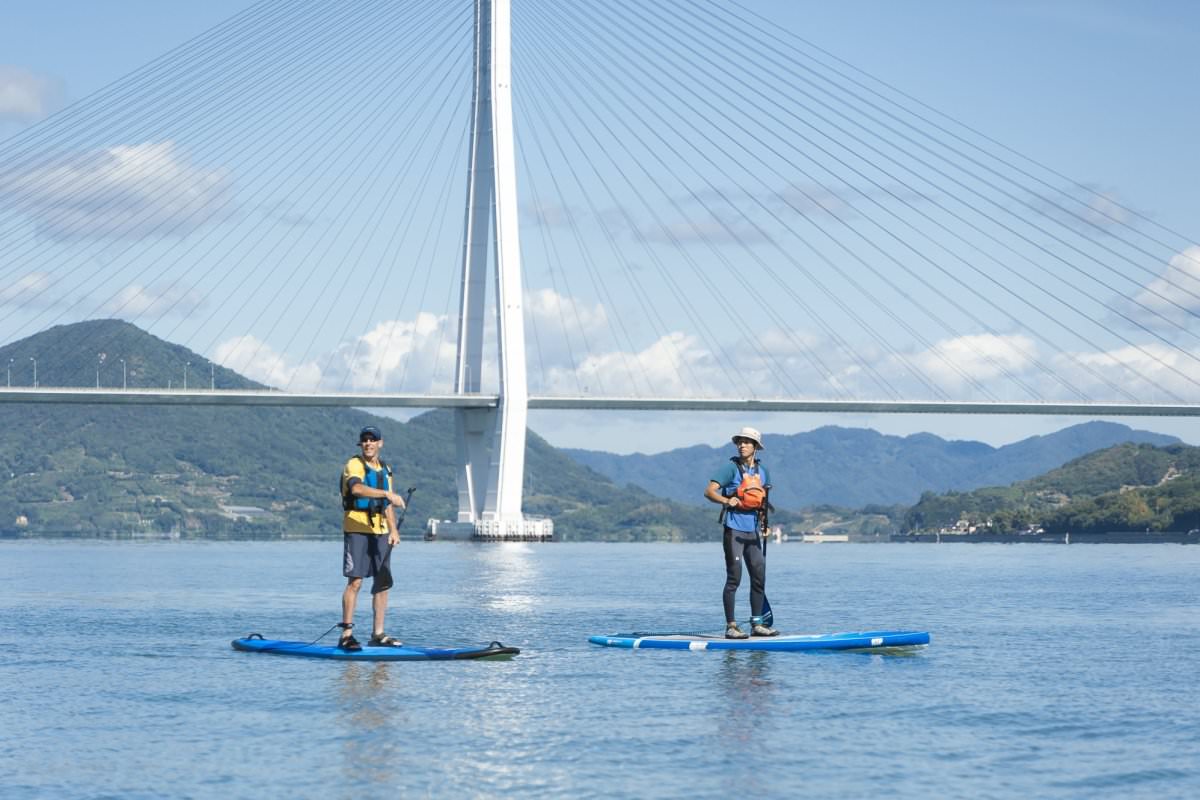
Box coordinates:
[2,1,1198,453]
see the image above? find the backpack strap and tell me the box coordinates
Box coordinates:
[724,456,743,497]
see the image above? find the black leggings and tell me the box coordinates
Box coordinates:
[723,527,765,623]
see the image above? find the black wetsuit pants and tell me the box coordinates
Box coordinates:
[723,527,766,623]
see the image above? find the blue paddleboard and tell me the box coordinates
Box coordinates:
[588,630,929,652]
[231,635,519,661]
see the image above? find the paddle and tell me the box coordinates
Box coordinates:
[394,486,416,530]
[757,484,774,628]
[374,487,415,593]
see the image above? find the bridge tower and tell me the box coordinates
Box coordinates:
[440,0,551,541]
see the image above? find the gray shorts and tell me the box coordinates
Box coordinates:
[342,533,393,594]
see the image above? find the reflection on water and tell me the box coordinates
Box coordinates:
[485,593,539,613]
[336,662,406,788]
[717,650,777,741]
[476,542,541,614]
[710,650,779,796]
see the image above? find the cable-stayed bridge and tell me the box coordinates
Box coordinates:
[1,0,1198,538]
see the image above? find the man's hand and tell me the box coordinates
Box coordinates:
[386,491,406,509]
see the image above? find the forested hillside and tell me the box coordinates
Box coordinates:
[0,321,733,541]
[904,443,1200,533]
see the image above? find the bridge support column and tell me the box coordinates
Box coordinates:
[445,0,551,542]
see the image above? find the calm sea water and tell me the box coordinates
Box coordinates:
[1,540,1197,799]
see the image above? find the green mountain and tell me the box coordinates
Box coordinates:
[563,422,1179,508]
[0,320,727,541]
[904,442,1200,534]
[1,319,256,391]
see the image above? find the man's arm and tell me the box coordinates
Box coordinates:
[349,480,405,508]
[705,480,738,508]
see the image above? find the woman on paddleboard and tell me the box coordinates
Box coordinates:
[705,426,779,639]
[337,425,408,651]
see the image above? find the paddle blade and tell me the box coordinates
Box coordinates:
[373,565,393,593]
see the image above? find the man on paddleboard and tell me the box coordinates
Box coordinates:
[705,426,779,639]
[337,425,408,651]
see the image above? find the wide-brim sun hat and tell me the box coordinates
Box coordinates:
[731,426,764,449]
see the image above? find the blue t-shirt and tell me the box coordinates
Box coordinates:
[710,459,769,535]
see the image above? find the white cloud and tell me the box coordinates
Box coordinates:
[909,333,1038,387]
[772,183,851,218]
[331,313,458,392]
[532,321,854,399]
[213,334,322,391]
[1026,184,1133,237]
[0,140,233,241]
[1131,245,1200,320]
[0,271,53,305]
[1084,190,1129,228]
[102,282,205,317]
[524,288,609,368]
[574,330,711,395]
[1054,341,1200,401]
[207,286,1200,406]
[212,313,460,393]
[524,200,578,228]
[0,66,59,122]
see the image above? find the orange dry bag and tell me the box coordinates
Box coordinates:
[736,467,766,510]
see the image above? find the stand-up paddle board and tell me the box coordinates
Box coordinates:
[588,630,929,652]
[232,634,519,661]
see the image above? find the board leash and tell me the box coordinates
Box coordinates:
[239,622,345,654]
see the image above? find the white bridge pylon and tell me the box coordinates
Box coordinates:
[450,0,542,539]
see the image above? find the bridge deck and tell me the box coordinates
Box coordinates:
[0,388,1196,417]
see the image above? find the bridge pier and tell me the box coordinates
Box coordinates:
[443,0,551,542]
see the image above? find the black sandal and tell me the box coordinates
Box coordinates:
[368,633,404,647]
[337,622,362,652]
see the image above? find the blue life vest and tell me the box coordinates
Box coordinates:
[341,456,391,525]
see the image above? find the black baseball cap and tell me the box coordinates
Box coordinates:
[358,426,382,443]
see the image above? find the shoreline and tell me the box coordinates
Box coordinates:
[890,530,1200,544]
[4,530,1199,544]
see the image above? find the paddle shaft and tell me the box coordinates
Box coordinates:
[758,485,774,628]
[394,487,416,530]
[374,487,414,594]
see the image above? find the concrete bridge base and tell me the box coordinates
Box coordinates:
[425,518,554,542]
